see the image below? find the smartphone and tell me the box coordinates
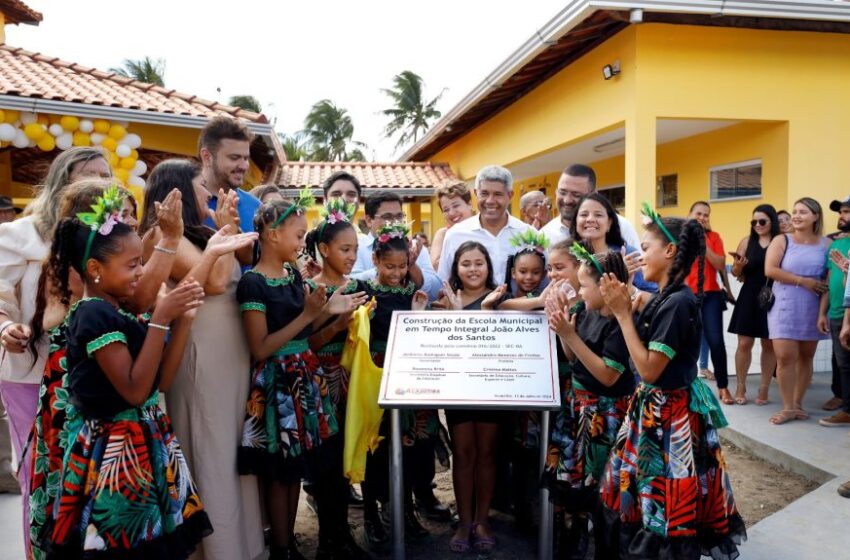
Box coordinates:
[728,252,742,260]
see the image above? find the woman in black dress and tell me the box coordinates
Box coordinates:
[728,204,779,405]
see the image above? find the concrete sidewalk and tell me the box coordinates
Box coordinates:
[722,372,850,559]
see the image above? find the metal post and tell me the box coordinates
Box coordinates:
[390,408,405,559]
[537,410,553,560]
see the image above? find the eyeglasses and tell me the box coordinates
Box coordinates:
[376,213,406,221]
[750,219,768,227]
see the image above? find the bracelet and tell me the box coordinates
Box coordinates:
[148,322,171,332]
[630,289,639,302]
[154,245,177,255]
[0,320,14,337]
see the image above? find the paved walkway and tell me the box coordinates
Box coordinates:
[722,372,850,559]
[1,372,849,559]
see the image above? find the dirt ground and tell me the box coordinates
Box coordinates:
[290,438,818,559]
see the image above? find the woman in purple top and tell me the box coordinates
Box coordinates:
[765,197,829,425]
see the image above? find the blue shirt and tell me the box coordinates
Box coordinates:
[206,188,261,233]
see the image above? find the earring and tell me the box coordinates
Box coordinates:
[94,275,100,284]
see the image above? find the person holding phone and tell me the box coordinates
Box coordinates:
[728,205,780,405]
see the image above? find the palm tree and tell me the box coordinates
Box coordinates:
[279,133,308,162]
[228,95,262,113]
[110,57,166,87]
[381,71,443,151]
[302,100,368,161]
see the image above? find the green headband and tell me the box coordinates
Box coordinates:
[509,229,550,256]
[318,198,356,240]
[272,187,316,229]
[641,201,677,245]
[569,242,604,275]
[76,185,128,272]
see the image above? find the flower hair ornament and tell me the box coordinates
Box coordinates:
[76,184,128,270]
[318,197,356,238]
[641,201,677,245]
[569,241,604,275]
[509,229,550,256]
[375,221,411,245]
[272,186,316,229]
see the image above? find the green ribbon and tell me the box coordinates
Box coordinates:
[272,205,299,229]
[689,377,729,428]
[81,227,97,272]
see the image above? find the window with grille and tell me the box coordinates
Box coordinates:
[710,160,762,201]
[656,174,678,207]
[598,185,625,212]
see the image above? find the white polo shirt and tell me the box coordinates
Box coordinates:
[437,214,535,282]
[539,214,641,249]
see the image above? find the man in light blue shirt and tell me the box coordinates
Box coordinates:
[198,116,260,265]
[352,191,441,300]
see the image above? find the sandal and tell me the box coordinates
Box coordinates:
[770,410,798,425]
[718,388,734,405]
[472,523,496,552]
[755,385,770,405]
[449,524,472,553]
[700,368,715,381]
[795,408,809,420]
[735,387,748,405]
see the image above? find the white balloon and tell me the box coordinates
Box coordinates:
[48,124,64,137]
[79,119,94,133]
[132,160,148,176]
[116,120,129,128]
[56,133,73,150]
[19,112,38,125]
[0,123,16,141]
[12,130,30,148]
[123,133,142,149]
[28,138,37,148]
[116,144,131,158]
[128,175,145,188]
[90,132,105,145]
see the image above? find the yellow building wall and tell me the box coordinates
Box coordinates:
[429,23,850,235]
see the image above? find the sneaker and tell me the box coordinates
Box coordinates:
[415,492,453,522]
[819,411,850,427]
[348,485,364,507]
[822,397,844,411]
[838,480,850,498]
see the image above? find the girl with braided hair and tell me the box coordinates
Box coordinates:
[598,205,746,559]
[543,247,635,559]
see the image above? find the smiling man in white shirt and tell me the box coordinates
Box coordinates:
[438,165,535,283]
[540,163,640,248]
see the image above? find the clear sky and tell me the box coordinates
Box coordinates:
[5,0,566,161]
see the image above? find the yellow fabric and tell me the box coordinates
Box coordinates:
[341,303,385,483]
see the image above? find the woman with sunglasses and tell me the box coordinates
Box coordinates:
[728,205,780,405]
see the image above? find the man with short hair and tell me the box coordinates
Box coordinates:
[198,116,261,238]
[519,190,550,229]
[438,165,535,282]
[352,191,441,300]
[540,163,640,247]
[819,196,850,426]
[0,196,20,224]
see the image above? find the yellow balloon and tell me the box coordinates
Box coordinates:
[0,110,5,123]
[37,135,56,151]
[131,149,139,160]
[119,156,136,170]
[93,119,110,134]
[101,137,118,152]
[109,152,120,167]
[60,115,80,132]
[3,110,19,124]
[114,168,130,183]
[24,123,46,140]
[127,185,144,202]
[37,114,49,127]
[72,131,91,147]
[107,124,126,140]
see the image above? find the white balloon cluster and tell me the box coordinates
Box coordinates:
[0,109,147,193]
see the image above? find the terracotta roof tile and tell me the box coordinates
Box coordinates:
[0,0,42,25]
[274,161,460,191]
[0,44,268,123]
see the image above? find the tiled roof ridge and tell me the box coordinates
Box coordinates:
[282,161,451,167]
[0,44,267,123]
[0,0,42,25]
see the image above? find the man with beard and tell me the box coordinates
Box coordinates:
[818,196,850,421]
[540,163,640,248]
[437,165,535,282]
[199,116,260,264]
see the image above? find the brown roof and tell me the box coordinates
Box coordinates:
[0,0,42,25]
[275,161,460,191]
[0,45,268,123]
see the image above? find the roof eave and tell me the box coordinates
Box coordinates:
[399,0,850,162]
